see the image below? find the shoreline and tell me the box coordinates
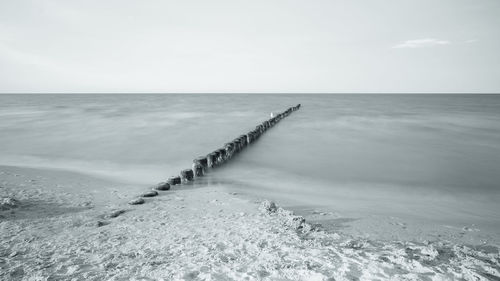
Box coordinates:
[1,165,499,280]
[220,177,500,247]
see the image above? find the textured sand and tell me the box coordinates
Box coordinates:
[1,166,499,280]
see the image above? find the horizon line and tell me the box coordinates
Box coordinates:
[1,92,500,95]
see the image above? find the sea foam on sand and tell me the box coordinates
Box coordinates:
[1,166,499,281]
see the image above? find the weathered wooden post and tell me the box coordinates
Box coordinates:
[216,148,226,163]
[239,135,247,147]
[153,182,171,191]
[193,163,204,177]
[168,176,181,185]
[181,169,194,181]
[233,139,241,152]
[142,190,158,197]
[224,143,234,159]
[207,152,217,168]
[194,156,208,170]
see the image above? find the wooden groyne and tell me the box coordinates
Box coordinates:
[129,104,301,205]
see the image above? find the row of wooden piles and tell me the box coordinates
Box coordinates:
[129,104,301,205]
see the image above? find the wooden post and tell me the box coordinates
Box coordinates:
[168,176,181,185]
[181,169,194,181]
[207,152,217,168]
[193,163,204,177]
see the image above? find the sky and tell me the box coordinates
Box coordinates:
[0,0,499,93]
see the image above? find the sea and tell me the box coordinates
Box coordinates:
[1,94,499,243]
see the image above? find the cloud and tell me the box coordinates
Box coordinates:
[392,38,450,49]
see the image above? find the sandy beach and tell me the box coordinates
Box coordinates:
[1,165,499,281]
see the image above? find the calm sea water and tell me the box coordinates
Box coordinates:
[1,94,500,232]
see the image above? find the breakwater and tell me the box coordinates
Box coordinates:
[129,104,301,205]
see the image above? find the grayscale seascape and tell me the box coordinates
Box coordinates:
[2,0,500,279]
[1,94,499,280]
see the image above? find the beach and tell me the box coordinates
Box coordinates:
[1,165,500,280]
[1,94,500,280]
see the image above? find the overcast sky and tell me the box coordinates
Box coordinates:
[1,0,499,93]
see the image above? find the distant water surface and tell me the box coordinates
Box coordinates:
[1,94,499,239]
